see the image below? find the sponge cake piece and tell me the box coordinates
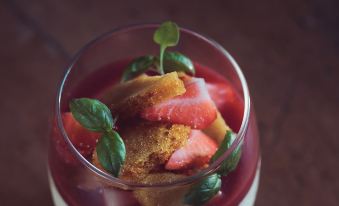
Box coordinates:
[119,121,190,182]
[99,72,186,119]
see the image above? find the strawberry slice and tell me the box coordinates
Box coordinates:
[165,130,218,170]
[62,112,100,157]
[141,77,217,129]
[52,112,100,164]
[206,82,244,132]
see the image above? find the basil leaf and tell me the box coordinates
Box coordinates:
[121,56,155,82]
[69,98,113,132]
[161,51,195,75]
[96,131,126,177]
[184,173,221,206]
[153,21,179,47]
[211,130,242,176]
[153,21,180,75]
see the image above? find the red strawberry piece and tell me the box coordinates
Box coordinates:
[141,77,217,129]
[165,130,218,170]
[52,125,76,165]
[52,112,100,164]
[63,112,100,157]
[206,82,244,132]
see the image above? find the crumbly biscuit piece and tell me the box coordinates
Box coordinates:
[99,72,186,118]
[203,111,232,144]
[91,121,191,182]
[119,121,190,182]
[134,173,189,206]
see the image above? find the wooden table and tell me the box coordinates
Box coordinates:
[1,0,338,205]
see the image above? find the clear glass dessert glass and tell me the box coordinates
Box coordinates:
[48,24,261,206]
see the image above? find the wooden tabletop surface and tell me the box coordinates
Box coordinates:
[1,0,338,205]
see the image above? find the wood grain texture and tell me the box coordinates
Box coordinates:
[1,0,338,205]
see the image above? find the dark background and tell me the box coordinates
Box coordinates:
[1,0,338,205]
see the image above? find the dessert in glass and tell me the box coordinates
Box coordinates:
[48,22,261,206]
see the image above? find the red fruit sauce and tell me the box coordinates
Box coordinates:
[49,59,260,206]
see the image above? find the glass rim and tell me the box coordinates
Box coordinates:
[55,23,251,190]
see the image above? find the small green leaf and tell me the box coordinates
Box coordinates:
[153,21,180,75]
[121,56,156,82]
[211,130,242,176]
[162,51,195,75]
[184,173,221,206]
[153,21,179,47]
[96,131,126,177]
[69,98,113,132]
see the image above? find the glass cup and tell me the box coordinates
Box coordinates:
[48,24,261,206]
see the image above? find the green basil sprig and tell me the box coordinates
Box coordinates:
[211,130,242,176]
[121,21,195,82]
[69,98,126,177]
[183,131,242,205]
[70,98,114,132]
[96,131,126,177]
